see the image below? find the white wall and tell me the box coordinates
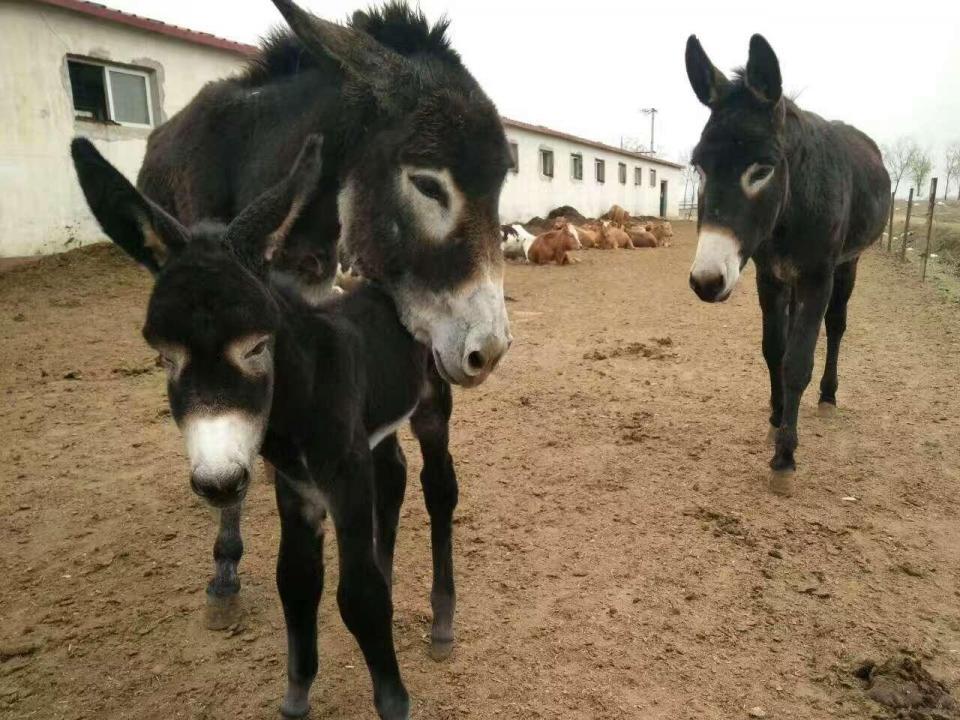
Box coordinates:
[0,1,247,256]
[499,125,683,224]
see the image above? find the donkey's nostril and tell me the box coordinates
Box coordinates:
[467,350,485,372]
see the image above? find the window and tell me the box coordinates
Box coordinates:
[634,167,643,186]
[68,58,154,127]
[618,162,627,185]
[571,153,583,180]
[540,149,554,178]
[508,142,519,173]
[649,168,657,187]
[595,158,605,184]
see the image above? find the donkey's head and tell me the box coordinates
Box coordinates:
[272,0,513,387]
[71,136,324,507]
[686,34,787,302]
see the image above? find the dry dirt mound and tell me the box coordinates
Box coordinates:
[546,206,588,225]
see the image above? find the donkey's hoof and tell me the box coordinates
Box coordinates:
[280,684,310,718]
[768,468,796,497]
[817,402,838,418]
[429,637,454,662]
[204,592,242,630]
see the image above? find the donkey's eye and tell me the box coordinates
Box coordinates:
[749,165,774,185]
[245,339,269,359]
[410,175,449,209]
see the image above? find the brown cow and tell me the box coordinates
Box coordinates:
[646,221,674,247]
[626,226,658,248]
[607,204,630,228]
[599,220,634,249]
[527,224,581,265]
[576,224,599,249]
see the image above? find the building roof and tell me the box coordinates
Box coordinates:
[501,117,685,170]
[31,0,258,56]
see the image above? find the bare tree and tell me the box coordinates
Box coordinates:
[908,147,933,197]
[881,137,917,196]
[945,142,960,201]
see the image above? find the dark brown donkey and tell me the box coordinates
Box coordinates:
[137,0,513,632]
[73,135,440,719]
[685,34,890,494]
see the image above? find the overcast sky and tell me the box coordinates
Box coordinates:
[105,0,960,192]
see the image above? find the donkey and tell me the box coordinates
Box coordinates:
[73,135,445,719]
[685,34,891,493]
[138,0,513,624]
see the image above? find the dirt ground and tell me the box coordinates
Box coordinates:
[2,221,960,720]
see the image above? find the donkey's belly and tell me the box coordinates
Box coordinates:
[368,405,417,449]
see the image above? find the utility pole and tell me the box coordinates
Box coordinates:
[640,107,658,154]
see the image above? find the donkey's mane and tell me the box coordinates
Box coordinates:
[354,1,456,60]
[241,29,316,85]
[241,2,457,86]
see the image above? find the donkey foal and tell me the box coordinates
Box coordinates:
[72,135,436,720]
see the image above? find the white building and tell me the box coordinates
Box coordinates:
[499,118,685,224]
[0,0,253,257]
[0,1,685,258]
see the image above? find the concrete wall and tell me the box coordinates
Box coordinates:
[0,1,247,256]
[499,125,683,224]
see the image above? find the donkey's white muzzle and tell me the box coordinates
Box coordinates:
[398,273,512,388]
[183,413,262,506]
[689,226,742,303]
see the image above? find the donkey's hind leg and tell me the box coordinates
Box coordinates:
[372,434,407,591]
[818,258,859,414]
[205,502,244,630]
[411,367,458,661]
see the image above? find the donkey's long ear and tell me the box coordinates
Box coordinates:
[71,138,188,274]
[270,0,407,82]
[224,135,324,269]
[685,35,730,108]
[745,34,782,105]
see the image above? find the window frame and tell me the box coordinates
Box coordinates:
[68,57,155,129]
[649,168,657,188]
[570,153,583,181]
[595,158,605,184]
[618,162,627,185]
[539,148,555,179]
[634,166,643,186]
[508,141,519,173]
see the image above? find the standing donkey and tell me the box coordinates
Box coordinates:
[685,35,891,494]
[73,135,441,719]
[138,0,513,628]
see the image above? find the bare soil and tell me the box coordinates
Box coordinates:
[2,222,960,720]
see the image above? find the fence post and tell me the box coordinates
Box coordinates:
[886,191,895,251]
[900,188,914,262]
[921,177,938,281]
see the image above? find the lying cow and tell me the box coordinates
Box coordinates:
[646,221,674,247]
[528,224,581,265]
[502,224,536,260]
[626,226,657,248]
[599,220,634,249]
[576,223,599,249]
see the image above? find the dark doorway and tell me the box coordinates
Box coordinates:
[659,180,668,217]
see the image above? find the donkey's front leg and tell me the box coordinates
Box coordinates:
[411,373,458,661]
[274,468,326,719]
[320,448,409,720]
[769,270,834,494]
[205,502,244,630]
[756,269,790,436]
